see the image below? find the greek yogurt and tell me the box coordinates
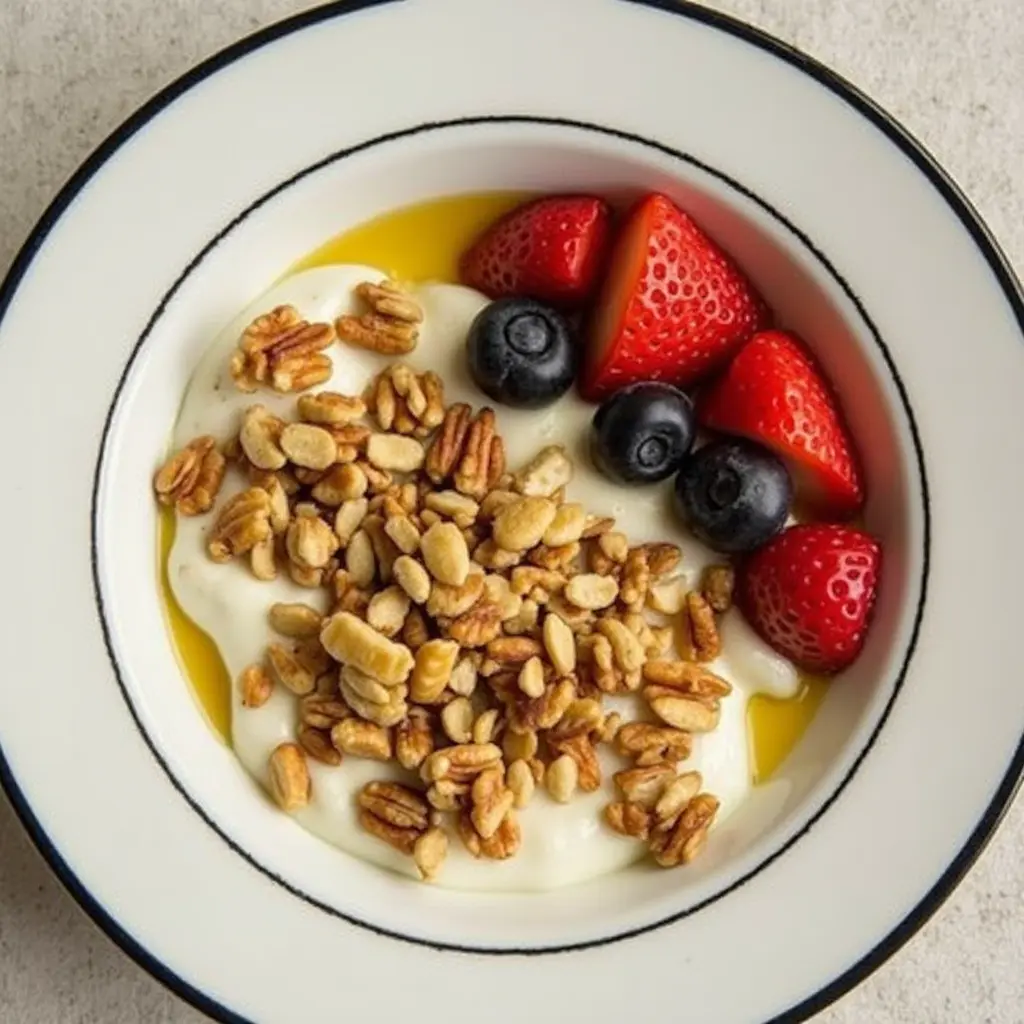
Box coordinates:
[168,265,800,891]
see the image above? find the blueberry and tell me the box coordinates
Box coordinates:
[466,298,576,408]
[590,382,695,484]
[673,439,792,554]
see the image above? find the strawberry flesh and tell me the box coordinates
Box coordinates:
[699,330,864,516]
[738,523,881,674]
[581,193,767,401]
[459,195,611,307]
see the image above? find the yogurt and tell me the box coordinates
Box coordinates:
[169,265,800,891]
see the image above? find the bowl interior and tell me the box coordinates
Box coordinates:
[96,120,924,949]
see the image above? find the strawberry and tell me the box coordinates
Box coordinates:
[459,195,612,307]
[738,523,881,674]
[699,330,864,516]
[580,192,767,401]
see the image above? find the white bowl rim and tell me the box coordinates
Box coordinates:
[0,1,1021,1022]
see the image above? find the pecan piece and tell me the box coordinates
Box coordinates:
[154,435,226,515]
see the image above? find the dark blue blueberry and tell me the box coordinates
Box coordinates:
[590,382,695,484]
[673,439,792,554]
[466,298,576,408]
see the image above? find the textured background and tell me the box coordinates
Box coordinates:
[1,1,1022,1021]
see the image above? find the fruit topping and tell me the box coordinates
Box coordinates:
[673,439,791,554]
[590,382,695,485]
[580,192,767,401]
[738,523,881,674]
[699,330,863,516]
[466,298,576,408]
[460,195,612,307]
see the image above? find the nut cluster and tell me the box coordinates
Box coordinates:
[155,289,740,882]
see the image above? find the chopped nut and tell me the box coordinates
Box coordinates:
[300,692,350,730]
[643,542,682,577]
[449,655,479,698]
[239,664,273,708]
[482,574,523,621]
[446,602,502,649]
[392,555,431,604]
[599,711,622,744]
[298,725,343,766]
[345,528,376,587]
[580,515,615,539]
[231,307,335,394]
[426,571,484,618]
[472,708,501,744]
[650,793,719,867]
[616,722,692,765]
[487,636,543,664]
[367,433,425,473]
[701,564,735,612]
[506,759,535,809]
[647,577,687,615]
[597,531,629,565]
[384,513,420,555]
[517,656,546,699]
[458,808,521,860]
[154,435,226,515]
[413,826,448,882]
[297,390,365,425]
[683,591,722,662]
[267,642,316,695]
[503,597,540,637]
[286,508,339,570]
[420,521,470,586]
[424,490,479,523]
[366,586,411,637]
[268,743,311,811]
[620,547,651,611]
[424,743,502,783]
[473,539,522,571]
[514,445,573,497]
[527,541,580,572]
[542,613,576,675]
[410,638,459,703]
[542,503,586,546]
[551,733,602,792]
[604,802,652,840]
[596,618,646,673]
[337,281,421,356]
[425,403,473,484]
[361,515,400,583]
[493,497,557,552]
[614,764,676,808]
[332,719,393,760]
[564,573,619,610]
[470,767,514,840]
[654,771,703,828]
[503,728,538,763]
[546,754,579,803]
[279,422,337,470]
[311,463,368,506]
[395,707,434,769]
[454,408,505,500]
[643,660,733,698]
[207,487,272,561]
[401,605,431,650]
[648,694,721,733]
[441,696,475,743]
[334,497,369,547]
[478,489,519,521]
[358,781,428,854]
[320,611,414,685]
[268,602,322,638]
[249,535,277,581]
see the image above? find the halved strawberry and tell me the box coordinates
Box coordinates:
[699,330,864,516]
[738,523,881,674]
[580,193,767,401]
[459,195,611,307]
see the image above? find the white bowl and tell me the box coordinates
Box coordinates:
[0,1,1021,1022]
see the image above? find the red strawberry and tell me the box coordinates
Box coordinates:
[699,330,864,516]
[738,523,881,674]
[460,195,611,307]
[580,192,767,401]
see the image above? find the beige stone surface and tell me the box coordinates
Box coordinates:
[1,1,1022,1021]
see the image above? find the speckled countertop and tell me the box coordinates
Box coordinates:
[1,1,1022,1021]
